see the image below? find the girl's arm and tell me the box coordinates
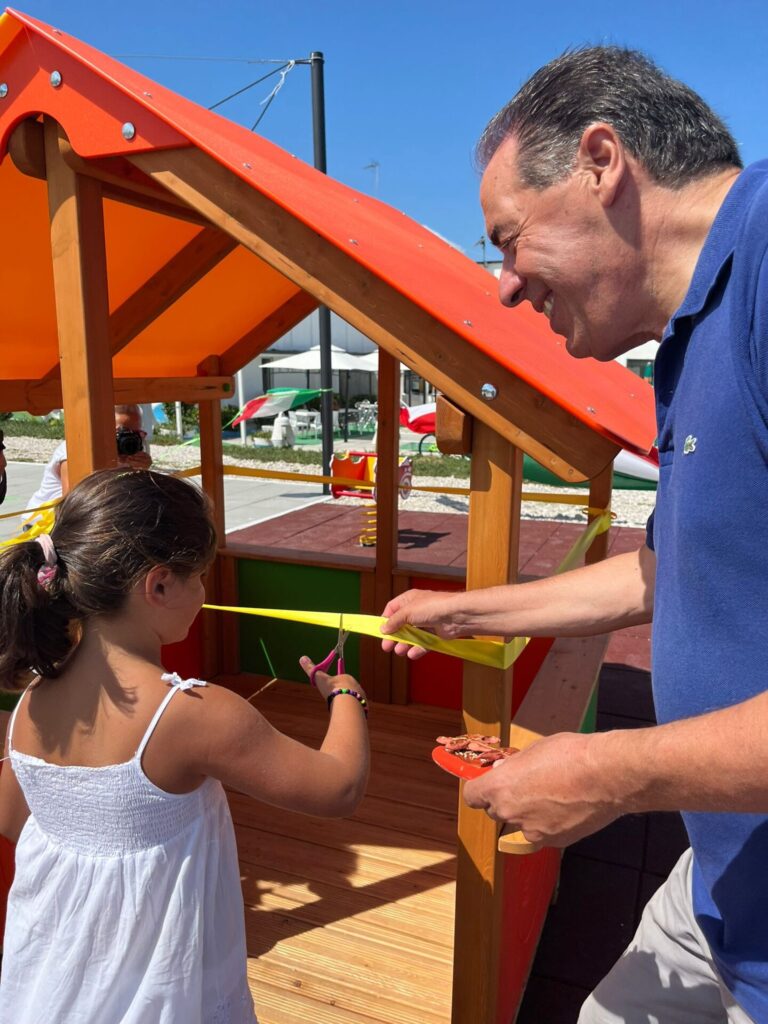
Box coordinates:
[189,660,369,818]
[0,738,30,843]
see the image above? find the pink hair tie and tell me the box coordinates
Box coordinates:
[35,534,58,590]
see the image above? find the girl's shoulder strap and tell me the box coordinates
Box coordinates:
[6,683,35,754]
[134,672,208,761]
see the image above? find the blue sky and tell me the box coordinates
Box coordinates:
[12,1,768,254]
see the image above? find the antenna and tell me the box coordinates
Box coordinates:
[363,159,380,194]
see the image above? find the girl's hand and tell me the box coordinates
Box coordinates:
[300,656,368,704]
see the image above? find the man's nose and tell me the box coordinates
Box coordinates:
[498,263,525,308]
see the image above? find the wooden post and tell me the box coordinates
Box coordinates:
[370,347,400,703]
[452,421,523,1024]
[44,119,115,484]
[585,461,614,565]
[198,356,226,678]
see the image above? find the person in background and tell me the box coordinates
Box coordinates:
[25,404,152,511]
[382,46,766,1024]
[0,468,369,1023]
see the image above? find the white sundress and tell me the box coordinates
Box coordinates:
[0,673,258,1024]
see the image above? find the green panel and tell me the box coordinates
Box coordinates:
[237,560,362,684]
[579,683,599,734]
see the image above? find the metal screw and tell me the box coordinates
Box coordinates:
[121,122,136,141]
[143,91,153,98]
[349,238,358,245]
[463,319,473,327]
[480,383,498,401]
[0,84,7,99]
[50,71,62,88]
[586,406,596,414]
[243,162,252,170]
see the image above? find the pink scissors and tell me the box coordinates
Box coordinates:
[309,614,350,687]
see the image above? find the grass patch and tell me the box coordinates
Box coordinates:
[2,418,64,439]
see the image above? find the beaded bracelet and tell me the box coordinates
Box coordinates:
[327,687,369,719]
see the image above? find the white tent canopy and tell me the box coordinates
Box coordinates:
[264,344,366,372]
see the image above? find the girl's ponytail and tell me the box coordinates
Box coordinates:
[0,537,79,689]
[0,468,216,690]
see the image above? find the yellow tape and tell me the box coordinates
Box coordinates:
[554,511,612,575]
[203,604,529,670]
[0,504,57,549]
[219,464,611,510]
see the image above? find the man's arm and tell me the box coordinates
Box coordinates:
[382,545,656,656]
[464,687,768,847]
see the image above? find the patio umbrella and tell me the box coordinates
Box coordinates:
[264,345,367,439]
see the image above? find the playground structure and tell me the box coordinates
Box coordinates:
[0,9,656,1023]
[330,450,413,545]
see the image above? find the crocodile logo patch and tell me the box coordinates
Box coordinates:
[683,435,697,455]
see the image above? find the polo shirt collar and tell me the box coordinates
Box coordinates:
[664,161,768,337]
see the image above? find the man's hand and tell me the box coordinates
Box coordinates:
[380,588,470,659]
[463,732,623,847]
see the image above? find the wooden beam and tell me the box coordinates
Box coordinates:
[585,461,614,565]
[436,395,473,455]
[0,381,32,412]
[107,228,237,357]
[370,348,401,703]
[219,290,318,376]
[26,375,235,414]
[198,355,226,679]
[44,119,115,485]
[8,117,44,178]
[9,119,207,226]
[129,147,618,482]
[452,421,523,1024]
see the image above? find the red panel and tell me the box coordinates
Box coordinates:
[408,577,464,708]
[498,848,562,1023]
[161,612,204,680]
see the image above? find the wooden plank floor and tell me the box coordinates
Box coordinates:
[218,676,463,1024]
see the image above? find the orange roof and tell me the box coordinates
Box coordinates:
[0,7,656,457]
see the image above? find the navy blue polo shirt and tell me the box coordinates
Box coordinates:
[647,160,768,1018]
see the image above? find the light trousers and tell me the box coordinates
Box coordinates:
[578,849,754,1024]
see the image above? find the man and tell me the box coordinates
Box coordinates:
[382,47,767,1023]
[26,404,152,510]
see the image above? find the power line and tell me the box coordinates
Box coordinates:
[113,53,306,65]
[208,64,289,112]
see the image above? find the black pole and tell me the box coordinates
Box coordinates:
[310,50,333,492]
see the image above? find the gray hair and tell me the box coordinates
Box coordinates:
[476,46,742,189]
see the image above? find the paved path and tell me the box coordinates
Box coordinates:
[0,461,328,543]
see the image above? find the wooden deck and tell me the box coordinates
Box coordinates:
[220,676,462,1024]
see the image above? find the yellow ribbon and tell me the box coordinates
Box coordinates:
[0,504,57,548]
[203,604,529,670]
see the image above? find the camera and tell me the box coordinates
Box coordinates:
[115,428,144,457]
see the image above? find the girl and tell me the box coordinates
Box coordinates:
[0,468,370,1023]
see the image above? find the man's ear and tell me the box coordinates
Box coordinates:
[575,122,626,208]
[144,566,173,607]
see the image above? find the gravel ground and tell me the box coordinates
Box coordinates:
[6,435,655,529]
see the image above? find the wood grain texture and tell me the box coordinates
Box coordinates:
[44,118,115,485]
[216,677,460,1023]
[453,423,523,1024]
[436,396,473,455]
